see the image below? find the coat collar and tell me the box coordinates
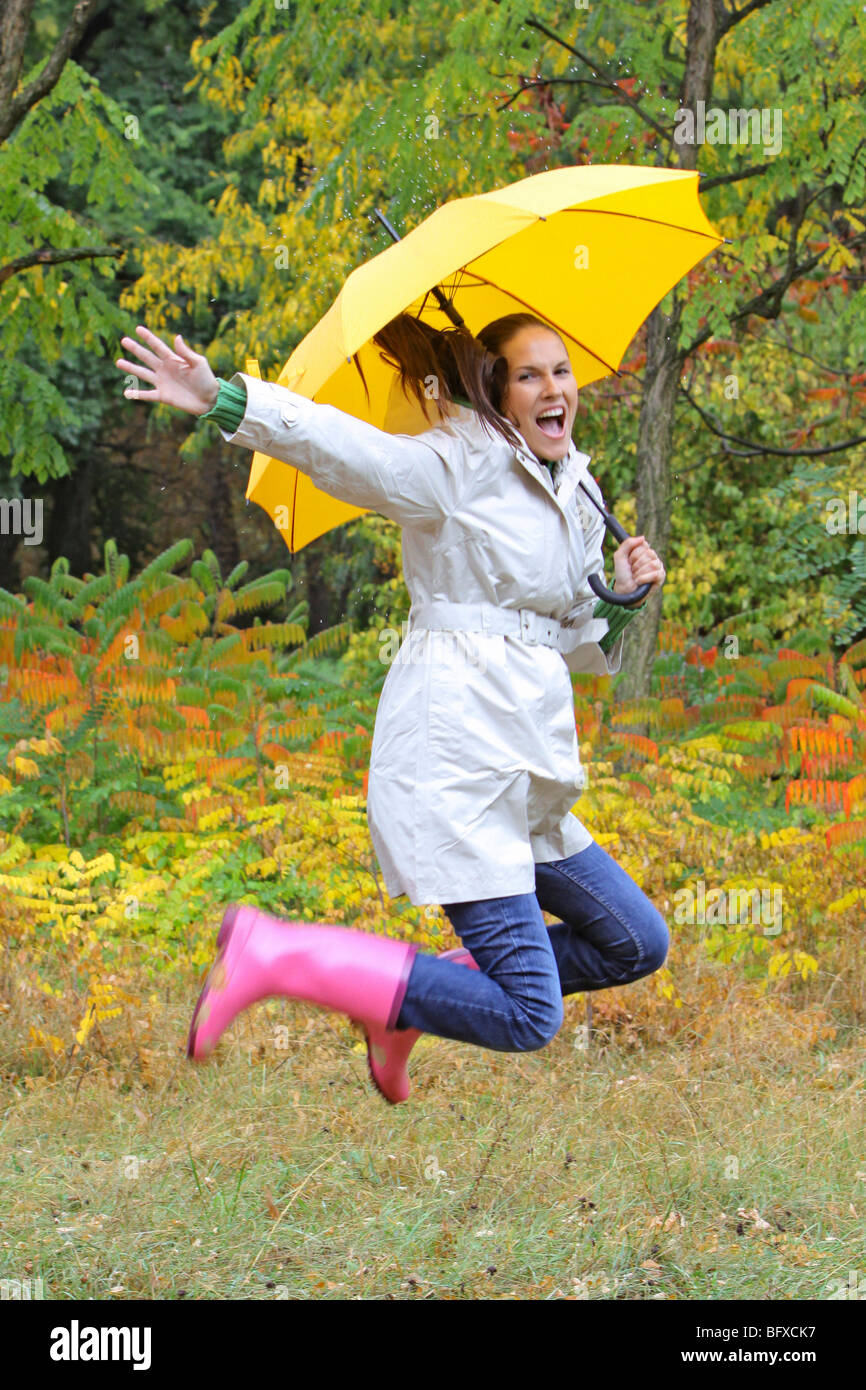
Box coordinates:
[513,436,593,517]
[448,399,594,523]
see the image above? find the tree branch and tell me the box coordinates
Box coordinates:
[679,380,866,458]
[742,326,866,380]
[717,0,777,40]
[0,0,100,145]
[698,163,771,190]
[682,215,866,359]
[494,75,609,113]
[523,14,672,142]
[0,243,122,286]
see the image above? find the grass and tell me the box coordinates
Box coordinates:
[2,969,865,1301]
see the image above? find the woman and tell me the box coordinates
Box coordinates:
[114,312,669,1104]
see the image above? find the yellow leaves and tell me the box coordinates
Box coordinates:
[28,1026,66,1057]
[593,832,620,848]
[828,887,866,914]
[73,976,139,1049]
[759,825,806,850]
[246,856,278,879]
[70,851,115,882]
[768,949,818,982]
[74,1006,96,1048]
[197,806,233,832]
[12,755,39,779]
[821,238,861,273]
[29,736,62,756]
[654,966,683,1008]
[181,784,214,806]
[163,761,198,791]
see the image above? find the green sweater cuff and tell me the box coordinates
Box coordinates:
[200,376,247,432]
[594,587,648,655]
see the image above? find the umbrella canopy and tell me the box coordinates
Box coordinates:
[245,163,723,551]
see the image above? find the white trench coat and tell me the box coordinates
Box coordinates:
[217,374,631,906]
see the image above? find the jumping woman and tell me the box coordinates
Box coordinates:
[114,313,669,1104]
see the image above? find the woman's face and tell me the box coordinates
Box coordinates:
[500,326,578,462]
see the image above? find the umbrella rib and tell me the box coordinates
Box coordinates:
[419,268,622,379]
[563,206,723,242]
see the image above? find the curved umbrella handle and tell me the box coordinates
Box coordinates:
[587,571,651,605]
[581,491,652,607]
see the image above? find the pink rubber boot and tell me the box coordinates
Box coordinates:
[366,946,479,1104]
[187,905,417,1067]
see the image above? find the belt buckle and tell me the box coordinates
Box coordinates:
[519,609,536,644]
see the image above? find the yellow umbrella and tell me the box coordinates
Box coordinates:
[244,163,723,551]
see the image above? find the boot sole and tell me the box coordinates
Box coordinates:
[363,945,474,1105]
[365,1037,399,1106]
[187,904,246,1060]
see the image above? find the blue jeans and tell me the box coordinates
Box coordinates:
[394,840,669,1052]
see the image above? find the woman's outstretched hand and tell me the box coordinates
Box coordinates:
[612,534,666,603]
[114,326,220,416]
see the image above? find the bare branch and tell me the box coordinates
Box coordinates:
[717,0,777,40]
[679,380,866,458]
[493,75,608,114]
[0,0,100,145]
[0,243,122,286]
[743,328,866,380]
[523,15,672,142]
[698,163,771,190]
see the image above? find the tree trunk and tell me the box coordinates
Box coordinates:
[47,454,94,575]
[617,298,684,702]
[616,0,719,705]
[203,454,240,577]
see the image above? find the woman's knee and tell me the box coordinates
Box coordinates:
[509,995,564,1052]
[635,907,670,977]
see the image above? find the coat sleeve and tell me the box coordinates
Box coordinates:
[214,373,467,528]
[558,474,647,677]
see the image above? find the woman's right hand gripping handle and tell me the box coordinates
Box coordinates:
[115,325,219,417]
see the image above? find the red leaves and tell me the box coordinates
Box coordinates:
[685,644,718,668]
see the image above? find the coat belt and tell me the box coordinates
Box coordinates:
[409,600,574,653]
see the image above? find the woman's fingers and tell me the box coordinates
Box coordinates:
[115,357,156,382]
[118,334,161,370]
[124,386,161,400]
[172,333,198,362]
[132,324,176,359]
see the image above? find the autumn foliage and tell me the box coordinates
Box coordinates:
[1,541,864,1075]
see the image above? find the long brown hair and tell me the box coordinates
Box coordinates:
[370,310,563,451]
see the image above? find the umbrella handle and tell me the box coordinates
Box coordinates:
[580,486,652,606]
[587,571,651,606]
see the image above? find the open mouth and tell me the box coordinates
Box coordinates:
[535,406,567,439]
